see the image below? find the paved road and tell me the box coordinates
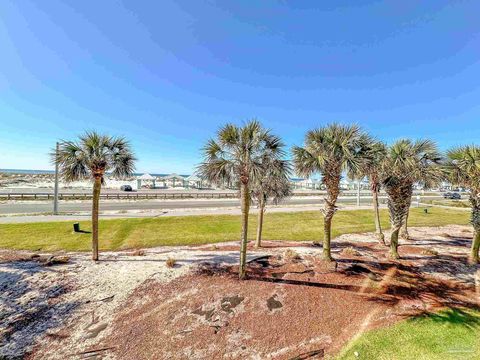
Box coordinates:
[0,195,444,215]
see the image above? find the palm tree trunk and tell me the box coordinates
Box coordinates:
[255,200,265,248]
[469,196,480,264]
[92,177,101,261]
[321,176,340,261]
[239,182,250,279]
[372,185,385,245]
[386,183,411,259]
[399,188,412,240]
[323,214,333,261]
[400,212,409,239]
[390,224,400,259]
[470,230,480,264]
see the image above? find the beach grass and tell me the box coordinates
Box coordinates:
[336,308,480,360]
[0,207,470,252]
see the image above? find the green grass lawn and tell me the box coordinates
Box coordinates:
[0,207,470,252]
[336,308,480,360]
[423,199,470,208]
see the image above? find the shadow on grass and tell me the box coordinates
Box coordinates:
[411,308,480,330]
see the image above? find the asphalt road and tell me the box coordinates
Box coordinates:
[0,195,444,215]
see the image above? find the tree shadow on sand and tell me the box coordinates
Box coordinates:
[0,260,80,359]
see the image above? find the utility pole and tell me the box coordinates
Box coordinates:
[357,180,361,207]
[53,142,59,215]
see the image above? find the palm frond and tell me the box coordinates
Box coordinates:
[381,138,443,189]
[53,131,136,183]
[197,119,285,190]
[445,145,480,191]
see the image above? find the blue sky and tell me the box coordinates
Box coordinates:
[1,0,479,174]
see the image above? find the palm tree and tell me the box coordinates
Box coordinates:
[381,139,442,259]
[292,124,369,261]
[198,120,284,279]
[251,159,292,248]
[356,139,387,244]
[445,146,480,263]
[53,132,135,260]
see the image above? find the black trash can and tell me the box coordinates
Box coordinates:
[73,223,80,232]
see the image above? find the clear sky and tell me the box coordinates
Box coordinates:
[1,0,479,174]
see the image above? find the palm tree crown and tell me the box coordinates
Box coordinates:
[445,145,480,191]
[54,131,136,182]
[356,140,387,186]
[250,158,292,205]
[198,120,285,187]
[381,139,443,189]
[292,124,369,182]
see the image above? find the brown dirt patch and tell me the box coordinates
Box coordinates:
[103,273,385,359]
[98,226,480,359]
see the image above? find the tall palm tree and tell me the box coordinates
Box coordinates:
[53,132,135,260]
[356,139,387,244]
[251,159,292,248]
[292,124,369,261]
[198,120,284,279]
[381,139,442,259]
[445,146,480,264]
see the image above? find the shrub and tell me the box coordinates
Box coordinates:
[283,249,301,261]
[341,246,360,257]
[166,258,177,268]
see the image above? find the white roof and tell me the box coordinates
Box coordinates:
[137,173,155,180]
[186,175,201,181]
[163,173,185,180]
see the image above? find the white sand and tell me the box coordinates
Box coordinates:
[0,247,267,359]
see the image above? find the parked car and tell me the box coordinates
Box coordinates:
[443,192,461,200]
[120,185,133,192]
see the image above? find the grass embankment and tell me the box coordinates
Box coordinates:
[0,208,469,252]
[336,308,480,360]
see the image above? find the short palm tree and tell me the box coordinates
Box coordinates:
[251,158,292,248]
[53,132,135,260]
[198,120,284,279]
[356,139,387,244]
[381,139,442,259]
[292,124,369,261]
[445,145,480,263]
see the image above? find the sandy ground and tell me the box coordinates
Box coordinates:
[0,248,268,359]
[1,225,479,359]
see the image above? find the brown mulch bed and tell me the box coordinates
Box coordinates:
[100,235,479,359]
[14,226,478,359]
